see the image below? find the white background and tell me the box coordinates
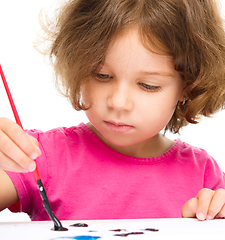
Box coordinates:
[0,0,225,222]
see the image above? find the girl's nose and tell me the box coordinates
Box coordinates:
[107,82,133,111]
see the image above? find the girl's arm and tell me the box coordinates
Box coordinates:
[181,188,225,220]
[0,169,18,211]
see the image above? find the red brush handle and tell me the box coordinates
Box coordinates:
[0,64,40,181]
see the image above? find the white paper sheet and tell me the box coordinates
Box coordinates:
[1,218,225,240]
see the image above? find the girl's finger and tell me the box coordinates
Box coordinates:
[0,151,29,172]
[27,134,40,149]
[181,197,198,218]
[215,204,225,218]
[206,189,225,219]
[196,188,214,220]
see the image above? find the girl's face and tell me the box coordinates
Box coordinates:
[83,28,185,157]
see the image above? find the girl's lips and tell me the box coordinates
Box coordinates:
[104,121,134,133]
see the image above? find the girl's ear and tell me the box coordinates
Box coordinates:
[179,89,189,105]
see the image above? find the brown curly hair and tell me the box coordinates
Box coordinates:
[40,0,225,133]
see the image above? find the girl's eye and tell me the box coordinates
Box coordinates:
[95,73,113,81]
[138,82,161,92]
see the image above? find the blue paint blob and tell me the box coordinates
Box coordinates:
[73,237,101,240]
[51,236,101,240]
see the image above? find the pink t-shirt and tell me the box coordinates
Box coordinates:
[6,123,225,221]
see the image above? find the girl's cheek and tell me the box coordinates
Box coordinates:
[81,82,93,105]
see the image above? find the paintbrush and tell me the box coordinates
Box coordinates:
[0,64,67,231]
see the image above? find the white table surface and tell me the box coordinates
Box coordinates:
[1,218,225,240]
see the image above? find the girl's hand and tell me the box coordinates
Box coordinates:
[0,117,41,173]
[181,188,225,220]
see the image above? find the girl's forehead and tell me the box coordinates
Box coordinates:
[105,28,173,64]
[107,27,171,57]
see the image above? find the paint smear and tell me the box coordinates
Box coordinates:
[70,223,89,227]
[114,232,144,237]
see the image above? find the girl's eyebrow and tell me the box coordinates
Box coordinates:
[139,71,174,77]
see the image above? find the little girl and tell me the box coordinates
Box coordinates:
[1,0,225,222]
